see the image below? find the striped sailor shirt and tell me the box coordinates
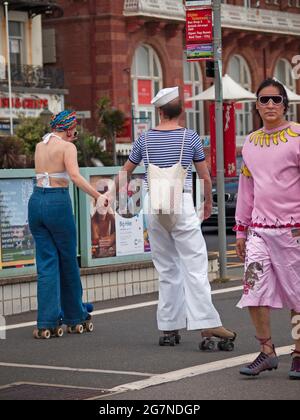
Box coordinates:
[129,128,205,190]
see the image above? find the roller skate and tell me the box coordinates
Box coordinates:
[289,350,300,380]
[159,330,181,346]
[67,314,94,334]
[63,303,94,334]
[240,337,279,376]
[33,326,64,340]
[199,327,236,351]
[67,303,94,335]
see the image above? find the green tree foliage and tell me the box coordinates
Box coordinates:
[0,136,25,169]
[15,117,48,166]
[76,129,113,167]
[97,97,126,165]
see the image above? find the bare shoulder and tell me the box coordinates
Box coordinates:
[35,141,44,149]
[64,142,77,153]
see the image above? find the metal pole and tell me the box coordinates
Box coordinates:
[4,1,13,135]
[213,0,227,279]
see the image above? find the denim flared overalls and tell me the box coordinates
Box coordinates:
[28,186,88,329]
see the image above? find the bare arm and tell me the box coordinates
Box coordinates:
[64,143,101,200]
[194,160,212,220]
[115,160,138,193]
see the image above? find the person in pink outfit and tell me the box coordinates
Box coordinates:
[235,78,300,378]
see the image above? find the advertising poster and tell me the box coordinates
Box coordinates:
[90,175,116,259]
[186,43,213,60]
[138,80,152,105]
[116,175,150,256]
[90,174,150,259]
[124,175,151,254]
[210,103,237,178]
[115,212,144,257]
[0,179,35,269]
[184,84,194,109]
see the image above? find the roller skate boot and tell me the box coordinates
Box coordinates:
[67,314,94,334]
[289,350,300,380]
[159,330,181,346]
[33,326,64,339]
[199,327,236,351]
[240,337,279,376]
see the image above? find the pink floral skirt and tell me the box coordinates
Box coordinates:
[237,228,300,312]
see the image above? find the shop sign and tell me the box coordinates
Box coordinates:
[0,93,63,119]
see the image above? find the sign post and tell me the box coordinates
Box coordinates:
[4,2,13,135]
[185,0,228,278]
[213,0,227,279]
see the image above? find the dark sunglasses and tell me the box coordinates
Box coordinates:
[258,95,283,106]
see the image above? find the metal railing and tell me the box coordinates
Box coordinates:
[123,1,300,35]
[0,64,64,89]
[222,4,300,35]
[1,1,63,18]
[123,0,185,21]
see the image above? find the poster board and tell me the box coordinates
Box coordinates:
[0,169,75,278]
[79,167,152,268]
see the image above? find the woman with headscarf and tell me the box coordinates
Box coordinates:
[28,110,105,339]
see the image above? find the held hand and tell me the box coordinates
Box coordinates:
[96,194,109,214]
[236,238,246,262]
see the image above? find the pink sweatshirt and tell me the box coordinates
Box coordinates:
[235,122,300,239]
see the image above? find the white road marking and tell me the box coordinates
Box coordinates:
[0,362,153,377]
[109,345,292,393]
[0,343,291,393]
[0,381,103,391]
[0,285,243,332]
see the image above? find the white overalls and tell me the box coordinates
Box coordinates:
[144,132,222,331]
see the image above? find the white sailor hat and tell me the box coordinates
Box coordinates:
[151,86,179,107]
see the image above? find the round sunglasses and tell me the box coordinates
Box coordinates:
[257,95,283,106]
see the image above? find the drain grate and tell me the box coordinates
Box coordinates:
[0,383,111,400]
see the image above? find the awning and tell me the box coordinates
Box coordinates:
[186,74,256,102]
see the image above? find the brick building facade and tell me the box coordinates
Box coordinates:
[43,0,300,150]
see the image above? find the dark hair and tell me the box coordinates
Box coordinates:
[256,78,289,113]
[160,99,183,120]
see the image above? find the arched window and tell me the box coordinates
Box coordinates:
[227,55,253,140]
[183,57,204,135]
[274,58,297,121]
[131,45,162,135]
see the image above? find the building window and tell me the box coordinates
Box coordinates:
[9,21,24,67]
[183,57,204,135]
[131,44,162,132]
[227,55,253,139]
[274,58,297,121]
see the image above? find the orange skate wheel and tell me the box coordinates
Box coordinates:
[42,329,51,339]
[56,327,64,337]
[75,324,84,334]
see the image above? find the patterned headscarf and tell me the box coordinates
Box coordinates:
[50,110,77,131]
